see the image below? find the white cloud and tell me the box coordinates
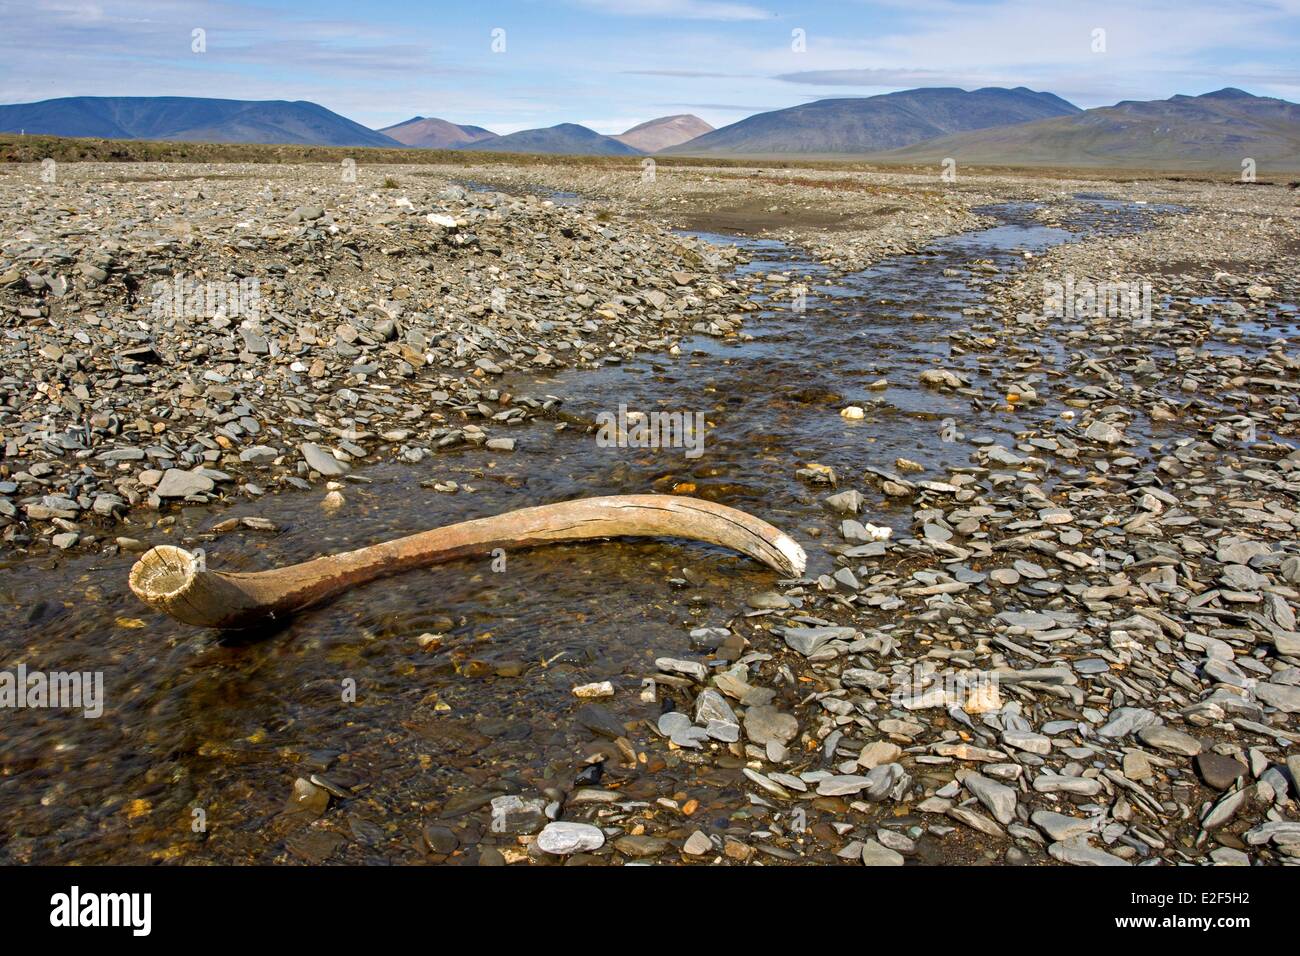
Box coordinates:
[570,0,773,22]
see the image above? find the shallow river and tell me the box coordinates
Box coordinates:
[3,194,1283,864]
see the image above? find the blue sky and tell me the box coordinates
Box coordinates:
[1,0,1298,134]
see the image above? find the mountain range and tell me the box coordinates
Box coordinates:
[661,87,1081,156]
[2,88,1297,170]
[454,115,714,154]
[456,122,642,156]
[0,96,400,147]
[873,88,1300,169]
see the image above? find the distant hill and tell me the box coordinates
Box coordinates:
[0,96,401,147]
[660,87,1080,156]
[614,114,713,152]
[872,88,1300,170]
[378,115,496,149]
[460,123,642,155]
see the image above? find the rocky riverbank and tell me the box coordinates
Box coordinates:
[0,162,770,552]
[1,160,1296,867]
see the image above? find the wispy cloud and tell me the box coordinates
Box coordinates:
[571,0,774,21]
[775,68,1009,88]
[660,102,776,112]
[623,69,754,78]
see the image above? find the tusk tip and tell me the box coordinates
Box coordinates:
[773,533,807,577]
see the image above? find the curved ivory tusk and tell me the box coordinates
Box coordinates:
[128,494,807,629]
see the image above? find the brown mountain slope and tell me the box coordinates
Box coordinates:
[872,89,1300,170]
[614,114,713,152]
[377,116,496,149]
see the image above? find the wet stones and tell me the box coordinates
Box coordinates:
[423,824,460,855]
[6,167,1300,870]
[857,741,902,769]
[742,705,797,748]
[488,795,547,834]
[919,369,964,389]
[282,777,330,824]
[657,711,709,749]
[614,835,670,858]
[860,839,905,866]
[693,689,740,743]
[656,657,708,682]
[575,703,627,740]
[535,822,604,855]
[1083,420,1124,446]
[824,490,864,514]
[683,831,713,856]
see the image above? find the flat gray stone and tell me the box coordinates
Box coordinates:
[239,445,279,463]
[1138,724,1202,756]
[1256,682,1300,713]
[824,490,864,513]
[694,689,740,742]
[779,625,854,656]
[1096,707,1159,738]
[656,657,708,681]
[1003,729,1051,754]
[299,442,348,476]
[1031,811,1093,841]
[1195,753,1247,789]
[1048,841,1130,866]
[997,610,1057,632]
[683,831,713,856]
[1084,420,1123,445]
[743,705,797,746]
[965,772,1017,825]
[155,468,214,498]
[817,774,871,796]
[1032,774,1102,796]
[860,839,905,866]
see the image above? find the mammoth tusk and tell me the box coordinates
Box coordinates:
[128,493,807,630]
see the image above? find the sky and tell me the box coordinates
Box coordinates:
[0,0,1298,134]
